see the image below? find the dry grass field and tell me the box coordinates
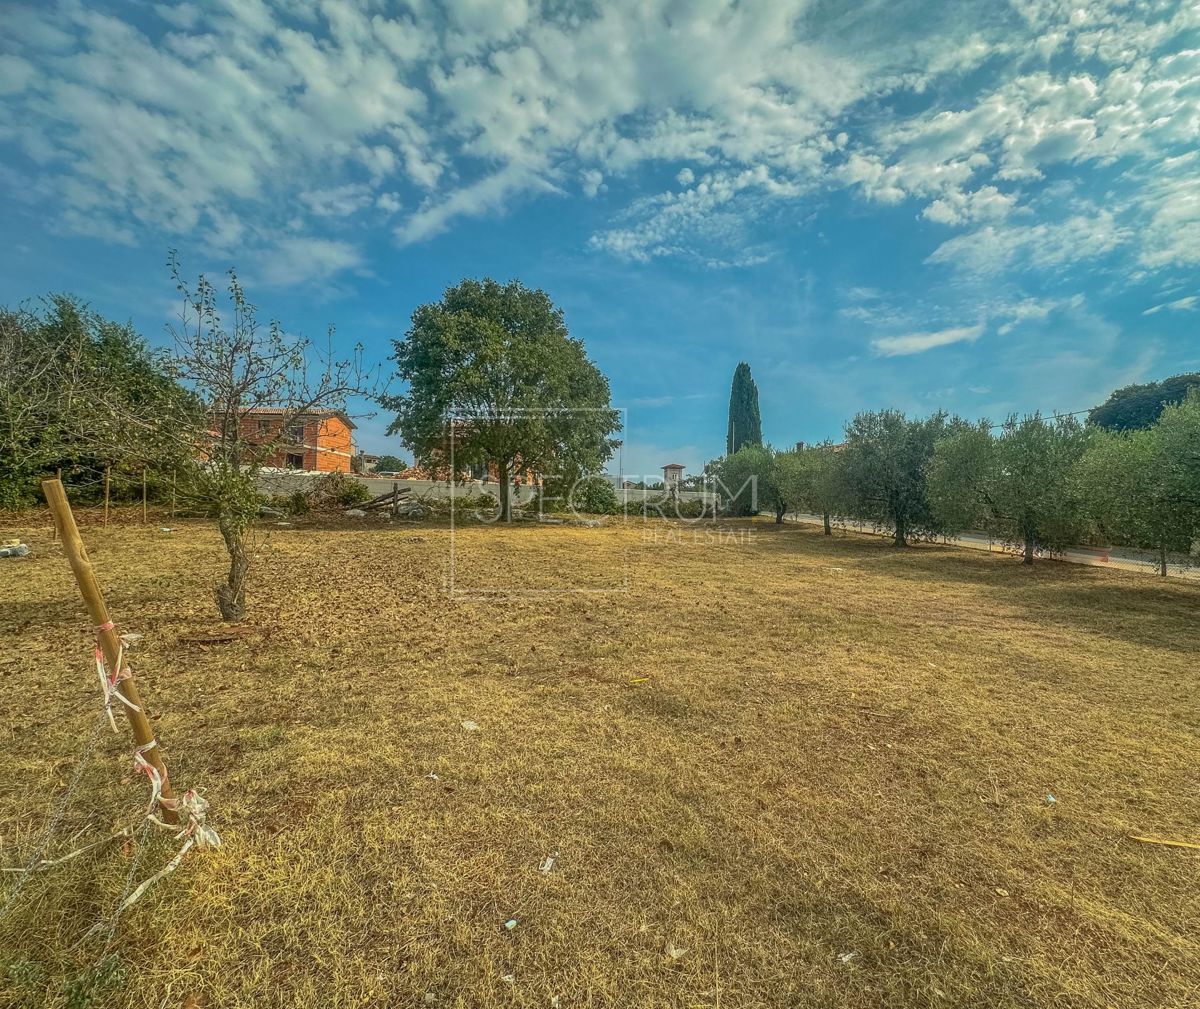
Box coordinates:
[1,511,1198,1008]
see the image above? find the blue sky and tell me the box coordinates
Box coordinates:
[2,0,1198,478]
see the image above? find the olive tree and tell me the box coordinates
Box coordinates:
[709,443,781,519]
[840,410,953,546]
[929,413,1088,565]
[777,441,847,535]
[1075,393,1200,575]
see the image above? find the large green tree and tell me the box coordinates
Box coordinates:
[369,454,408,473]
[1075,392,1200,575]
[709,443,781,519]
[726,361,762,455]
[384,278,621,522]
[841,409,953,546]
[929,413,1088,565]
[0,295,198,508]
[1088,372,1200,431]
[1155,390,1200,519]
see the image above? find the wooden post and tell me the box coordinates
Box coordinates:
[103,466,111,528]
[142,468,148,525]
[41,479,178,823]
[392,481,399,519]
[51,468,62,542]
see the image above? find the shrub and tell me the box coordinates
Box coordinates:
[335,478,372,507]
[565,476,619,515]
[306,472,371,510]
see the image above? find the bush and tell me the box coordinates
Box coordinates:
[565,476,619,515]
[637,496,710,519]
[306,472,371,510]
[335,478,372,507]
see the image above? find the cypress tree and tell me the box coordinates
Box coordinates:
[726,361,763,454]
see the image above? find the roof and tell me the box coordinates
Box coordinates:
[240,406,357,430]
[661,462,686,470]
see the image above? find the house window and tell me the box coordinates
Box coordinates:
[287,422,305,444]
[256,418,273,436]
[285,452,305,470]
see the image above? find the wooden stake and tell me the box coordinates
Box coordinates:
[51,468,61,542]
[1129,835,1200,851]
[142,468,148,525]
[42,478,178,823]
[103,466,111,528]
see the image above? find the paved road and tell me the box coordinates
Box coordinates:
[787,513,1199,580]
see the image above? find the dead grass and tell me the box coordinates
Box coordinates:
[1,510,1198,1008]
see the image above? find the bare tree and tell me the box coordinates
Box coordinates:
[168,252,375,620]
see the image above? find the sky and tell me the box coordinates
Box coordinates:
[2,0,1198,479]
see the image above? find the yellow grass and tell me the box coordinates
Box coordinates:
[1,512,1198,1008]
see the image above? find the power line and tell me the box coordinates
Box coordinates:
[986,407,1092,430]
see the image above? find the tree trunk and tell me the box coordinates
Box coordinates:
[216,514,249,621]
[894,518,907,547]
[775,503,785,524]
[498,459,512,523]
[823,511,832,536]
[1023,536,1035,566]
[1159,541,1168,578]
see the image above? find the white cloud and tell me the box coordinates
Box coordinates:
[255,237,363,288]
[0,54,34,95]
[872,323,983,357]
[300,184,375,218]
[1143,296,1198,316]
[922,185,1016,226]
[589,165,798,265]
[376,192,403,215]
[926,212,1128,275]
[581,169,605,198]
[0,0,1196,285]
[396,162,558,245]
[1136,154,1200,270]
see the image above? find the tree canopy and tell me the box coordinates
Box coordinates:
[1088,372,1200,431]
[709,443,778,518]
[1074,424,1195,576]
[726,361,762,455]
[383,278,620,522]
[0,295,198,508]
[777,441,846,535]
[929,413,1088,564]
[370,454,408,473]
[1074,390,1200,574]
[840,409,954,546]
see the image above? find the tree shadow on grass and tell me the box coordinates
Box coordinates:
[836,539,1200,656]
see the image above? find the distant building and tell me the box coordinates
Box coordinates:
[238,408,356,472]
[400,420,540,485]
[662,463,685,494]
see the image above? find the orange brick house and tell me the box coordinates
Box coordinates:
[238,408,356,472]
